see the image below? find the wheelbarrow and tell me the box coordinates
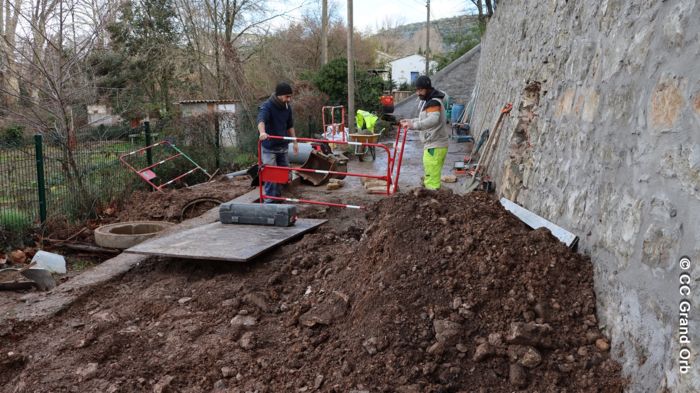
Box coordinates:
[348,128,384,161]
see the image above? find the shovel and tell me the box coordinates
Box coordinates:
[461,103,513,194]
[0,264,56,291]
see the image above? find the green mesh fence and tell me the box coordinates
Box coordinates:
[0,138,39,236]
[41,125,145,224]
[0,115,257,239]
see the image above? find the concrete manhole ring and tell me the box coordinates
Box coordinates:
[94,221,175,249]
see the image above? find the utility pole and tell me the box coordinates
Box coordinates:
[425,0,430,75]
[347,0,355,134]
[321,0,328,65]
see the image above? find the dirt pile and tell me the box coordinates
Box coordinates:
[117,176,252,222]
[263,188,625,392]
[0,189,624,392]
[41,177,251,244]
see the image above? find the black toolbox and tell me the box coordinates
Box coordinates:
[219,203,297,227]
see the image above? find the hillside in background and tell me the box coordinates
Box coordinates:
[372,15,479,58]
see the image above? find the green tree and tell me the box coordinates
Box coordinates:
[312,58,384,112]
[94,0,181,117]
[434,24,481,71]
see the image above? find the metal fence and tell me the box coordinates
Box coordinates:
[0,138,40,236]
[0,116,258,239]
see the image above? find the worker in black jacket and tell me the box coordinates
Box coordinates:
[257,82,299,202]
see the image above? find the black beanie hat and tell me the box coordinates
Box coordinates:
[275,82,293,96]
[415,75,432,89]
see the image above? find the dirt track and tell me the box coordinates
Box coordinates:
[0,189,624,392]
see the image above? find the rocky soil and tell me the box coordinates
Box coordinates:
[116,176,252,222]
[0,189,625,392]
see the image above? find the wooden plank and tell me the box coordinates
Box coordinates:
[499,198,579,249]
[124,219,326,262]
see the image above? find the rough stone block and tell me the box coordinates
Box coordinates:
[582,89,599,122]
[649,77,684,130]
[641,224,681,268]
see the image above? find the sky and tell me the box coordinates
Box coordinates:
[269,0,475,34]
[340,0,473,33]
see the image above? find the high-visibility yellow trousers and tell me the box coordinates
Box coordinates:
[422,147,448,190]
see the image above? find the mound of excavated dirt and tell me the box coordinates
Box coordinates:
[279,188,625,392]
[117,176,252,222]
[0,189,624,393]
[40,176,252,248]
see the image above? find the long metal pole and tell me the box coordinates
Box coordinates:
[425,0,430,75]
[321,0,328,65]
[34,134,47,224]
[144,120,153,167]
[347,0,355,134]
[214,112,221,169]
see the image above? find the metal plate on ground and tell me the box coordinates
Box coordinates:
[124,219,326,262]
[499,198,578,249]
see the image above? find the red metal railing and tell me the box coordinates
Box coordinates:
[257,125,409,208]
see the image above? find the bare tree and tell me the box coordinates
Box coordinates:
[0,0,23,107]
[484,0,493,17]
[0,0,110,212]
[470,0,483,20]
[174,0,302,134]
[375,15,406,32]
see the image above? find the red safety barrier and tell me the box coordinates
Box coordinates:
[120,140,213,192]
[321,105,346,142]
[257,125,409,209]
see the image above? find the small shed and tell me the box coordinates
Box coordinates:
[179,99,239,147]
[87,104,123,126]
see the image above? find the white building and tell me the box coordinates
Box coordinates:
[179,99,239,147]
[389,54,438,87]
[87,104,123,126]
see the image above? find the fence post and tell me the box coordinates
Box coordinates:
[308,115,312,138]
[144,121,153,167]
[214,112,221,169]
[34,134,47,224]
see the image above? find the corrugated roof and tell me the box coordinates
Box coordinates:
[178,99,240,104]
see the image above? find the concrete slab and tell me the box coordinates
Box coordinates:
[124,219,326,262]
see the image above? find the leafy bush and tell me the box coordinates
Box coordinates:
[1,124,25,147]
[312,58,385,113]
[292,80,330,138]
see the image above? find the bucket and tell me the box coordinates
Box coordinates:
[287,142,313,164]
[451,104,465,124]
[31,251,67,274]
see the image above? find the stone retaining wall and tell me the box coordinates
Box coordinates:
[471,1,700,391]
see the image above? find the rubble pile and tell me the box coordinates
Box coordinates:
[0,189,625,392]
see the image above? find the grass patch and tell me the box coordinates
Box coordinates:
[0,208,32,233]
[70,258,96,271]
